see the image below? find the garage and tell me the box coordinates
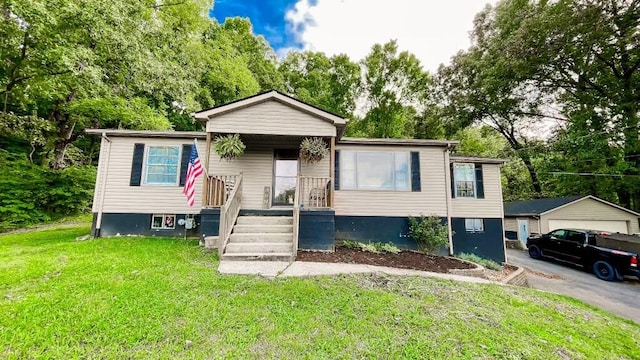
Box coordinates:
[547,219,628,233]
[504,195,640,245]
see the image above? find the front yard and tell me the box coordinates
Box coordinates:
[1,225,639,359]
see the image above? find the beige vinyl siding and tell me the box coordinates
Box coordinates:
[207,141,329,209]
[93,137,205,214]
[91,136,109,212]
[504,217,541,234]
[451,164,503,218]
[206,100,336,137]
[540,198,640,234]
[333,144,448,217]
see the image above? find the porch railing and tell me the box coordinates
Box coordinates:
[204,174,240,208]
[299,176,332,209]
[292,176,300,257]
[218,173,243,256]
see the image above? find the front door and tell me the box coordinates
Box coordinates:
[273,149,299,206]
[517,219,529,246]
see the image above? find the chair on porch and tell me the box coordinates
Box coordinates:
[307,179,330,208]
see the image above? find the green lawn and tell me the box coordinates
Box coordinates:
[1,225,639,359]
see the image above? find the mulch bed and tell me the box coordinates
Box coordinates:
[297,247,476,273]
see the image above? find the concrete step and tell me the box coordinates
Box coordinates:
[233,224,293,234]
[236,216,293,225]
[220,253,295,262]
[229,233,293,243]
[225,242,293,254]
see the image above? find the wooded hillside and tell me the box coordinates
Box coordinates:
[1,0,638,230]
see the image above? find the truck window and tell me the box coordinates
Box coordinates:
[566,231,586,244]
[550,230,566,239]
[587,234,597,246]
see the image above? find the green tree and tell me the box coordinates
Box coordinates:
[355,41,431,138]
[279,51,360,117]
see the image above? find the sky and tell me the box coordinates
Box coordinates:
[210,0,494,72]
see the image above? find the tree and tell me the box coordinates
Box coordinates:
[355,41,431,138]
[279,51,360,117]
[0,0,212,168]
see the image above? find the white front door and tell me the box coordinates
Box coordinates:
[517,219,529,246]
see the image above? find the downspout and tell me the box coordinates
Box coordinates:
[94,132,111,237]
[444,145,454,255]
[498,164,507,264]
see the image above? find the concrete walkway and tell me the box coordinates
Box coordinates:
[217,260,496,284]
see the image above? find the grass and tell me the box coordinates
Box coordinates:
[1,225,639,359]
[457,252,504,271]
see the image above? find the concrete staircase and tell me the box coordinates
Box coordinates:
[221,215,295,261]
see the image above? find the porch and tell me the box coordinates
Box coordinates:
[199,135,336,260]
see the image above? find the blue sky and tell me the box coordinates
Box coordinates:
[209,0,312,51]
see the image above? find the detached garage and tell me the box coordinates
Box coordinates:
[504,195,640,246]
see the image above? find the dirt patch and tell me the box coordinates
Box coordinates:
[483,264,519,282]
[524,267,565,280]
[297,247,475,273]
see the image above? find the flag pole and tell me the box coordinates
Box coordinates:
[194,138,209,177]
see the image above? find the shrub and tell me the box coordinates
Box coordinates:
[340,240,401,254]
[342,240,360,249]
[299,137,328,164]
[0,150,95,232]
[359,243,380,253]
[380,243,401,254]
[408,214,449,254]
[213,134,245,161]
[457,253,503,271]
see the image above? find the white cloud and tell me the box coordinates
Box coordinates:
[285,0,494,72]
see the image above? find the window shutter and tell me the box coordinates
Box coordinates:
[179,144,192,186]
[410,151,421,192]
[130,143,145,186]
[475,163,484,199]
[334,150,340,190]
[450,164,455,198]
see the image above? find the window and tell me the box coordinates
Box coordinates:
[465,218,484,233]
[550,229,566,239]
[566,231,586,244]
[152,214,176,229]
[453,163,476,198]
[340,151,410,191]
[144,146,180,185]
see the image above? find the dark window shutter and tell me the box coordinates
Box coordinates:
[334,150,340,190]
[179,144,192,186]
[475,163,484,199]
[450,164,455,198]
[130,143,145,186]
[410,151,421,192]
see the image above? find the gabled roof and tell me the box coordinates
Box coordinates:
[504,195,640,217]
[192,90,347,128]
[504,196,584,216]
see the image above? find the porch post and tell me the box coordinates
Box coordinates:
[329,136,335,207]
[202,132,212,207]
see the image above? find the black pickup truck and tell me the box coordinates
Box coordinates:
[526,229,640,281]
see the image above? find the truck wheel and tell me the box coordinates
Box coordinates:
[592,261,616,281]
[528,245,542,259]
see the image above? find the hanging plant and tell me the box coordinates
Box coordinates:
[213,133,245,161]
[300,137,329,164]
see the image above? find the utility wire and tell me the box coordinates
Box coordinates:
[550,171,640,178]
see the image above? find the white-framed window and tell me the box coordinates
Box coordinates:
[151,214,176,229]
[453,163,476,198]
[144,145,180,185]
[465,218,484,233]
[340,151,410,191]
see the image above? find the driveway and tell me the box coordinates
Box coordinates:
[507,249,640,324]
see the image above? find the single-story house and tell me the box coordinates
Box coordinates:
[504,195,640,245]
[87,90,508,262]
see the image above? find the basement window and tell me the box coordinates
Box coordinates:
[151,214,176,230]
[465,219,484,233]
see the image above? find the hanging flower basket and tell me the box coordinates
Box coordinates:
[213,133,245,161]
[300,137,329,164]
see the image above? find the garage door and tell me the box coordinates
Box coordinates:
[548,220,629,234]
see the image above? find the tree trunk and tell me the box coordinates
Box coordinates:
[519,152,543,198]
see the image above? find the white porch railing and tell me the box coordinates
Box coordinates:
[218,173,243,256]
[299,176,332,208]
[292,176,301,257]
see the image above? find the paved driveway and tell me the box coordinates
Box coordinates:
[507,249,640,324]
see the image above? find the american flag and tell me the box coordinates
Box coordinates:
[183,141,204,207]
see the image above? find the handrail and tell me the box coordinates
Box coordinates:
[299,176,331,208]
[218,173,243,257]
[292,175,301,258]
